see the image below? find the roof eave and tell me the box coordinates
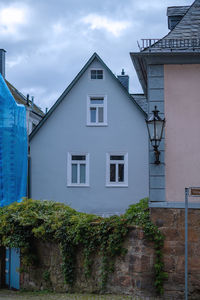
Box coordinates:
[130,52,147,95]
[130,51,200,90]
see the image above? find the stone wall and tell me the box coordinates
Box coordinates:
[151,208,200,300]
[20,208,200,299]
[20,227,156,299]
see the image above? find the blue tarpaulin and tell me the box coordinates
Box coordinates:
[0,74,27,206]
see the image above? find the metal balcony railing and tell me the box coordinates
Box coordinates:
[138,38,200,51]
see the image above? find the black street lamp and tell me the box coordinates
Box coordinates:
[146,106,165,165]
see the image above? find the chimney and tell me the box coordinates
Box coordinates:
[0,49,6,78]
[117,69,129,91]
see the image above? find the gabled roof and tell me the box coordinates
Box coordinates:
[30,52,147,141]
[6,80,44,117]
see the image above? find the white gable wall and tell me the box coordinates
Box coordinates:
[30,58,148,215]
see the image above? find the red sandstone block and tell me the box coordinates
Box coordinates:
[163,255,177,272]
[188,210,200,227]
[179,227,199,242]
[160,227,180,241]
[188,257,200,271]
[188,243,199,256]
[141,255,151,271]
[167,272,184,284]
[150,208,175,227]
[164,241,185,256]
[176,256,185,272]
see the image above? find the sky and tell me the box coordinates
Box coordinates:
[1,0,194,111]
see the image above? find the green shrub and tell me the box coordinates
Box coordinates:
[0,198,167,294]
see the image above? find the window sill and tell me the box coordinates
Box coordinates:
[90,78,104,81]
[67,184,90,188]
[86,123,108,127]
[106,184,128,188]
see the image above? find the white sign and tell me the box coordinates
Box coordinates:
[189,187,200,197]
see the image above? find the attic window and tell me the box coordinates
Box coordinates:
[87,95,107,126]
[90,69,103,79]
[168,16,182,30]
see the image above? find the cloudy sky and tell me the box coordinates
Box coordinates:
[1,0,193,111]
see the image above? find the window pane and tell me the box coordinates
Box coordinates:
[98,107,104,123]
[90,108,96,123]
[97,70,103,79]
[72,164,77,183]
[72,155,86,160]
[110,164,116,182]
[110,155,124,161]
[118,164,124,182]
[91,70,103,79]
[91,70,96,79]
[80,164,86,183]
[90,97,104,104]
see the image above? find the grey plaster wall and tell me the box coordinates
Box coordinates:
[30,58,148,215]
[147,64,165,202]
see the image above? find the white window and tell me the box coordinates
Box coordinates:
[67,153,89,187]
[90,69,104,80]
[87,95,107,126]
[106,153,128,187]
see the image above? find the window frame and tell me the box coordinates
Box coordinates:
[67,153,90,187]
[87,94,107,126]
[106,152,128,187]
[89,68,104,80]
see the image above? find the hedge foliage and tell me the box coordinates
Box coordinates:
[0,198,167,294]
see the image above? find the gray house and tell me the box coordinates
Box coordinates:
[30,53,148,216]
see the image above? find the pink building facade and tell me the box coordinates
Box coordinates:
[165,64,200,203]
[131,0,200,207]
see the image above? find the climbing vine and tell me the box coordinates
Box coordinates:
[0,198,167,294]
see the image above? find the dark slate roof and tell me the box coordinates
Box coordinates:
[165,0,200,40]
[131,94,147,113]
[167,6,190,17]
[142,0,200,52]
[130,1,200,93]
[6,80,44,117]
[30,52,146,140]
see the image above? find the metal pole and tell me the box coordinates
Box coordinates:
[185,188,189,300]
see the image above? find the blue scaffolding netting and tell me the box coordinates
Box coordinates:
[0,74,27,207]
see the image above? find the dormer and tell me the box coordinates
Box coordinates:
[167,6,190,30]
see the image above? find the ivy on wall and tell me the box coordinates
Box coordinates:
[0,198,167,294]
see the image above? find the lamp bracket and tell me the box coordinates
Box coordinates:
[153,145,160,165]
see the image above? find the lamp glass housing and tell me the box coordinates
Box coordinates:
[146,106,165,164]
